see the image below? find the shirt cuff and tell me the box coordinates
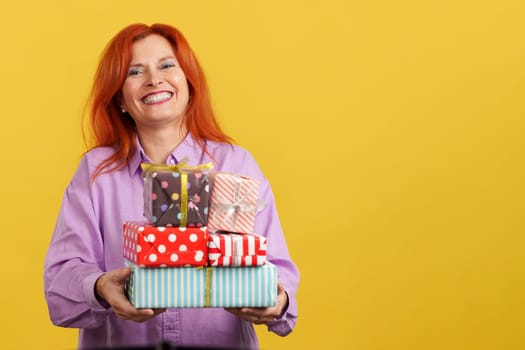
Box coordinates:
[83,271,110,312]
[267,317,293,336]
[267,291,293,336]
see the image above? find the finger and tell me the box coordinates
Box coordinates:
[112,291,154,319]
[224,307,279,325]
[116,307,155,322]
[224,308,243,318]
[113,302,148,320]
[227,311,260,324]
[228,311,275,325]
[226,307,279,322]
[238,307,279,318]
[224,307,255,316]
[153,308,167,316]
[224,307,240,313]
[132,309,156,322]
[252,316,276,325]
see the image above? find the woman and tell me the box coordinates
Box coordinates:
[44,23,299,349]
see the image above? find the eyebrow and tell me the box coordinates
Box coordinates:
[128,56,177,67]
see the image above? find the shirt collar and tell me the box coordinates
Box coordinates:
[127,135,148,177]
[127,133,206,177]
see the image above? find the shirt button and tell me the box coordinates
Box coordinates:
[168,159,175,165]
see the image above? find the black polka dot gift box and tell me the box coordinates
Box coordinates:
[141,160,212,227]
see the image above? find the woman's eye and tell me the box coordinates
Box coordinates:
[127,68,143,76]
[161,62,176,69]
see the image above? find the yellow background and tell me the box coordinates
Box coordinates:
[1,0,524,349]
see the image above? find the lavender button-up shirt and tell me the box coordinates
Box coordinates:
[44,134,299,349]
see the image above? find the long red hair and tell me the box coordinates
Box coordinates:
[85,23,232,179]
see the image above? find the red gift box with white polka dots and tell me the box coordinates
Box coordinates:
[207,231,267,266]
[123,222,208,267]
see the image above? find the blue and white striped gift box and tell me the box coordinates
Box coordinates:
[127,261,277,308]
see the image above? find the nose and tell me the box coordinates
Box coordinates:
[146,70,163,87]
[147,78,163,87]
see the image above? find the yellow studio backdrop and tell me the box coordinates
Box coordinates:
[0,0,524,349]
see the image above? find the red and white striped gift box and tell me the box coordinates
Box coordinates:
[208,173,259,234]
[207,232,267,266]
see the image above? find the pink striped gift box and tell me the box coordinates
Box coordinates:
[208,232,267,266]
[208,173,259,234]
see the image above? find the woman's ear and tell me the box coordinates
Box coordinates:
[115,93,126,113]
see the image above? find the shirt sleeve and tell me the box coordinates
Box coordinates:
[44,155,111,328]
[245,154,300,336]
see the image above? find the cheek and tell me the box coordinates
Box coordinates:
[172,72,189,91]
[121,84,139,107]
[177,80,190,97]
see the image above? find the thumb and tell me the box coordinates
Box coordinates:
[277,280,285,294]
[113,266,132,281]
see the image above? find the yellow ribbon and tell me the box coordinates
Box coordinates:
[180,173,188,226]
[196,266,212,307]
[205,267,212,307]
[140,158,213,173]
[141,158,213,227]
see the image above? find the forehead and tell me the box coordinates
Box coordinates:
[131,34,176,61]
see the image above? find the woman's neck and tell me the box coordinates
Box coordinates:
[136,124,187,164]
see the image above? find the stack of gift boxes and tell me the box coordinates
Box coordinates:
[123,161,277,308]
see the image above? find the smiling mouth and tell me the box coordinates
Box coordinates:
[142,92,173,105]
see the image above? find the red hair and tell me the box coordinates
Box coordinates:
[85,23,232,179]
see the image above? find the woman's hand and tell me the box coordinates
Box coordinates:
[95,267,166,322]
[224,280,288,325]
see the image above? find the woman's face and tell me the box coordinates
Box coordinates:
[120,34,190,129]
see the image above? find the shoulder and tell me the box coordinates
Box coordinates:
[206,141,254,163]
[205,141,265,181]
[83,146,116,166]
[72,146,117,181]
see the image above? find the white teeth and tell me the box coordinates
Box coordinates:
[143,92,172,104]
